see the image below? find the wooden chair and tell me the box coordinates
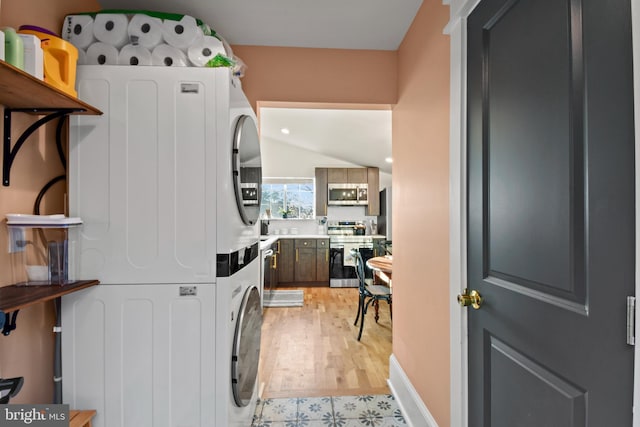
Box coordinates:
[351,249,392,341]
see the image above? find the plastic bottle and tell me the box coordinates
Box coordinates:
[3,27,24,70]
[0,30,5,61]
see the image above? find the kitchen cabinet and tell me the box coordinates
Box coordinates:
[315,168,328,216]
[327,168,348,183]
[326,167,367,184]
[366,167,380,216]
[275,238,330,285]
[315,167,380,214]
[276,239,295,283]
[295,239,317,282]
[316,239,330,282]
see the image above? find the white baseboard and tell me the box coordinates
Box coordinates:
[388,354,440,427]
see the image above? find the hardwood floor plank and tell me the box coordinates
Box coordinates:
[259,286,392,398]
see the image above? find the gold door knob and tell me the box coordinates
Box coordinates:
[457,288,483,309]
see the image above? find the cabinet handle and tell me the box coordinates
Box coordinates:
[272,254,277,270]
[326,248,329,262]
[296,248,299,262]
[276,241,281,254]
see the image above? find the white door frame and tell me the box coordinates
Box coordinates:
[446,1,640,425]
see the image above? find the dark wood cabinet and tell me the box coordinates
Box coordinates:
[315,167,380,215]
[327,168,348,183]
[295,239,317,282]
[315,168,328,216]
[316,239,330,282]
[366,167,380,216]
[275,238,330,285]
[276,239,295,283]
[347,168,367,183]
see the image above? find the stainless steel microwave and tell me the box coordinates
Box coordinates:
[327,183,368,205]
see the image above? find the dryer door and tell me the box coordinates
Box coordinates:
[231,285,262,406]
[232,115,262,225]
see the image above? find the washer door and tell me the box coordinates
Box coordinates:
[231,285,263,407]
[232,115,262,225]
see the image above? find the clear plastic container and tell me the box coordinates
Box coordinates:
[7,224,79,286]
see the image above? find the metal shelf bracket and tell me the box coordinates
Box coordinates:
[3,107,84,186]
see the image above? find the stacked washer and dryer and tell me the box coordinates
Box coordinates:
[61,65,263,427]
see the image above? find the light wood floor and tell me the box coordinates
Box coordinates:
[258,286,392,399]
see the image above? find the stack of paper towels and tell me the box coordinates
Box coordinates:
[62,11,236,69]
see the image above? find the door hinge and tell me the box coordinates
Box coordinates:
[627,296,635,346]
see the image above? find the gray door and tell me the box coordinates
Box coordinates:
[466,0,635,425]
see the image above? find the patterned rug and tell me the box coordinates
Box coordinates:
[263,290,304,307]
[252,394,407,426]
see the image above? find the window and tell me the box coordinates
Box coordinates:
[260,178,315,219]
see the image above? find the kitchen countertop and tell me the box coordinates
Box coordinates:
[259,234,387,250]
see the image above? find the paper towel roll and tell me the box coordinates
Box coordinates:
[162,15,203,50]
[151,44,188,67]
[86,42,119,65]
[77,48,87,65]
[93,14,129,48]
[187,35,225,67]
[62,15,95,49]
[118,44,152,66]
[128,14,163,49]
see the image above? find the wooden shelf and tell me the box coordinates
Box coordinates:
[0,60,101,115]
[0,280,99,313]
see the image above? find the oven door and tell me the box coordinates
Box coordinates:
[329,243,373,287]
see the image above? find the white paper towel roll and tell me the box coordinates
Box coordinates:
[118,44,152,66]
[86,42,119,65]
[77,48,87,65]
[93,14,129,48]
[62,15,95,49]
[162,15,203,50]
[128,14,163,49]
[151,44,188,67]
[187,35,225,67]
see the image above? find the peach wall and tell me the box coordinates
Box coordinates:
[231,45,397,110]
[0,0,100,403]
[394,0,451,425]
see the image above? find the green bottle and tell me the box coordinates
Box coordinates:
[3,27,24,70]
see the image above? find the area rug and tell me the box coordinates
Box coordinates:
[263,290,304,307]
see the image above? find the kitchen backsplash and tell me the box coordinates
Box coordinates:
[264,206,377,235]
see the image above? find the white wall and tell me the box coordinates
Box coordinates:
[261,137,392,190]
[260,137,389,235]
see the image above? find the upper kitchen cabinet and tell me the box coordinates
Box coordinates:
[315,167,380,216]
[326,167,367,184]
[366,167,380,216]
[315,168,328,216]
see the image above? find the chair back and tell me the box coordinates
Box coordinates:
[350,249,367,291]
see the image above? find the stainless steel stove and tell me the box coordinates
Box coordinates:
[328,221,374,287]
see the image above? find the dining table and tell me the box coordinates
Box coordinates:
[366,255,393,286]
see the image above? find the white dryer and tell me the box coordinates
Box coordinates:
[68,65,261,284]
[215,253,262,427]
[63,65,263,426]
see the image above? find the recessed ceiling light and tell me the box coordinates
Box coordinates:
[280,128,290,135]
[385,157,393,163]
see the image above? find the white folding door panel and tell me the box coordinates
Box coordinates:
[61,284,216,427]
[69,66,225,284]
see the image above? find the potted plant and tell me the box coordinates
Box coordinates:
[279,207,293,218]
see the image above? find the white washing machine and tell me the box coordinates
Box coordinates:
[63,65,263,426]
